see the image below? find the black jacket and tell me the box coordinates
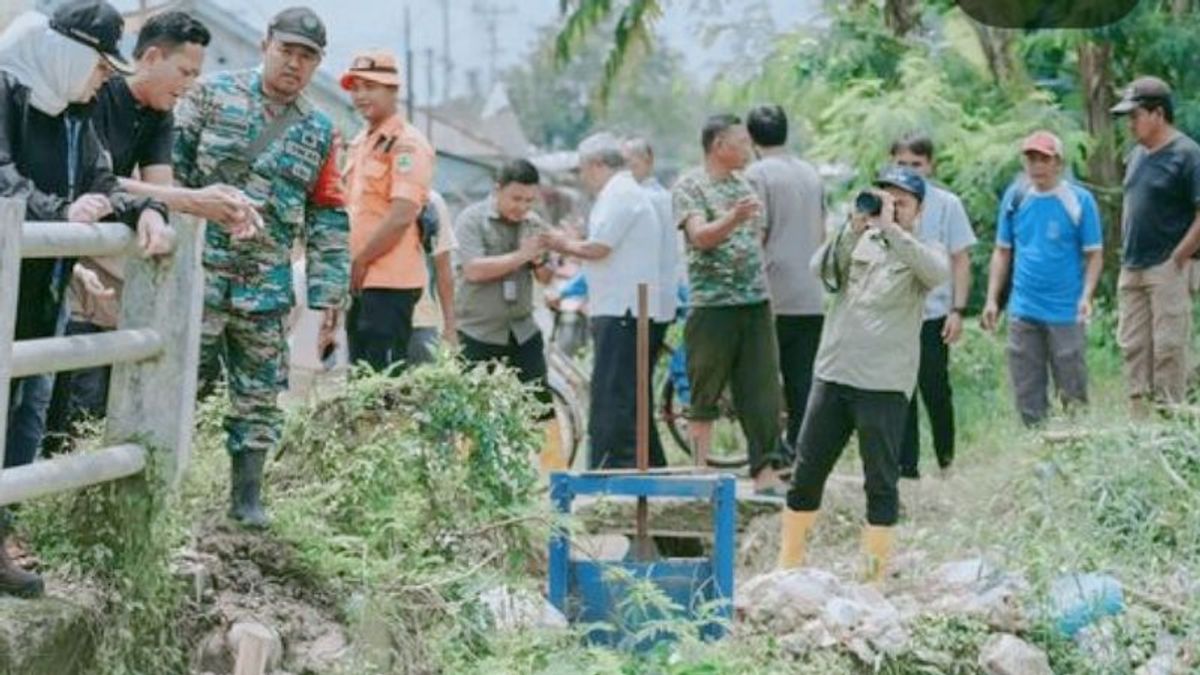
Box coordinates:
[0,71,166,341]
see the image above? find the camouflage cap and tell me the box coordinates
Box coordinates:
[268,6,327,53]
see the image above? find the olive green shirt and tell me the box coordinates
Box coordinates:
[811,225,949,395]
[672,167,770,307]
[452,197,548,346]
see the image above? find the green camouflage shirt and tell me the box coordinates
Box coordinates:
[672,167,769,307]
[174,68,349,314]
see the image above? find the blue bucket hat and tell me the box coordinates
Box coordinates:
[874,165,926,203]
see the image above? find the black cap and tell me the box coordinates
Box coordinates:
[268,7,327,53]
[49,0,133,75]
[1111,76,1172,115]
[875,165,926,203]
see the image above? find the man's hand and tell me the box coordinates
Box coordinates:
[728,196,761,225]
[1171,249,1191,273]
[942,312,964,345]
[350,258,368,293]
[539,229,571,254]
[874,190,898,231]
[67,194,114,223]
[136,210,173,257]
[73,265,115,299]
[1077,297,1093,324]
[519,235,546,262]
[317,307,340,361]
[980,299,1000,332]
[190,184,253,225]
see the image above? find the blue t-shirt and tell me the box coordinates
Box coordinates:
[996,181,1103,325]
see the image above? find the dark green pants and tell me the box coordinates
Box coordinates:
[684,302,782,476]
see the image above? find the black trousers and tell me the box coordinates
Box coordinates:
[776,314,824,448]
[900,317,955,477]
[786,380,908,526]
[43,320,111,456]
[348,288,422,373]
[587,315,669,470]
[460,331,554,419]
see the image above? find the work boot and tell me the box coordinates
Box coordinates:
[228,450,270,529]
[0,519,44,598]
[538,417,568,474]
[777,509,818,570]
[862,524,895,584]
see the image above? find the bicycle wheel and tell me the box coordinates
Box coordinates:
[547,377,582,469]
[660,375,749,469]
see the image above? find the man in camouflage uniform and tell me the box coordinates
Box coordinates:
[673,113,786,496]
[174,7,349,528]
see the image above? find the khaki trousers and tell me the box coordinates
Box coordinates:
[1117,261,1192,405]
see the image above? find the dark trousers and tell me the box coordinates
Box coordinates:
[684,302,783,476]
[776,314,823,448]
[587,315,668,470]
[460,331,554,419]
[786,380,909,526]
[43,320,112,456]
[1007,317,1088,426]
[348,288,422,373]
[900,317,955,477]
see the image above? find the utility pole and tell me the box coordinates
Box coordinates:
[425,47,435,139]
[440,0,453,102]
[471,0,515,90]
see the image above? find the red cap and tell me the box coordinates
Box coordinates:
[1021,130,1063,159]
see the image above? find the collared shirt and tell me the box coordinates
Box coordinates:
[672,167,770,307]
[746,153,826,316]
[586,171,666,319]
[640,176,680,319]
[453,197,548,345]
[412,191,458,329]
[346,112,435,290]
[914,183,976,319]
[812,225,949,395]
[174,68,349,314]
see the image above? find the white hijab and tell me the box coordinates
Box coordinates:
[0,11,100,116]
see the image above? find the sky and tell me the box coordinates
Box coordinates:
[106,0,820,103]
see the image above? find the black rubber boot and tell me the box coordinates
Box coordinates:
[228,450,270,529]
[0,516,44,598]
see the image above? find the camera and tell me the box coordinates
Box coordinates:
[855,190,882,216]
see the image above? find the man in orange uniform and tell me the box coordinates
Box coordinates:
[340,48,436,372]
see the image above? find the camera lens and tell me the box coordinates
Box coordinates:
[855,191,883,216]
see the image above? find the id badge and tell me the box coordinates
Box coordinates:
[502,278,518,302]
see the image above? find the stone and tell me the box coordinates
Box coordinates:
[0,585,104,675]
[479,585,568,632]
[227,620,284,672]
[737,568,843,626]
[931,558,998,589]
[979,633,1053,675]
[195,629,232,674]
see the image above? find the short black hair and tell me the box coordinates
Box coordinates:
[747,105,788,147]
[1139,97,1175,124]
[702,114,742,155]
[134,11,211,59]
[496,159,540,187]
[889,133,935,161]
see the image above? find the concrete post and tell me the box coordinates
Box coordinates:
[0,198,23,474]
[104,214,205,488]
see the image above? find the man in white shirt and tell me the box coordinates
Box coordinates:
[545,132,669,468]
[623,136,681,322]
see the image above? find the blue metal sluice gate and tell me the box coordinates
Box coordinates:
[547,471,737,649]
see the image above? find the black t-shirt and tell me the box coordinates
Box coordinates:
[90,76,174,179]
[1121,132,1200,269]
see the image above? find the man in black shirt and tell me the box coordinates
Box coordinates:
[46,10,258,454]
[1112,76,1200,410]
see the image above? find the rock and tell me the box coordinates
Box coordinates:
[918,563,1030,633]
[1076,617,1122,667]
[931,558,998,589]
[288,626,349,673]
[195,629,232,674]
[0,586,104,675]
[979,633,1053,675]
[737,568,844,627]
[479,586,568,632]
[227,620,284,672]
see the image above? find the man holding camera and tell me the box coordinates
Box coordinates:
[778,167,948,583]
[673,114,786,495]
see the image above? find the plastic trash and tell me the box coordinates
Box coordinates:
[1048,573,1124,638]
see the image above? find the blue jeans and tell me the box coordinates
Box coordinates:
[5,374,55,468]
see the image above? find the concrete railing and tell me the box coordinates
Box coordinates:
[0,197,205,506]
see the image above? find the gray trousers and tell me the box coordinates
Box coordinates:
[1007,317,1088,426]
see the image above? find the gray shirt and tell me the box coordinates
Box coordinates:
[452,197,548,346]
[746,154,826,316]
[1121,132,1200,269]
[914,183,976,319]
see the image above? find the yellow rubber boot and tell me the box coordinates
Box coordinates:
[538,417,569,474]
[862,525,895,584]
[777,509,818,570]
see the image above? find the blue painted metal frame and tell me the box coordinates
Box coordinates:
[547,472,737,648]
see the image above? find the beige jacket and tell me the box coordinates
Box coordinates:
[810,224,949,395]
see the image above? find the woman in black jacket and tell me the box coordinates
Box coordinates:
[0,1,170,598]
